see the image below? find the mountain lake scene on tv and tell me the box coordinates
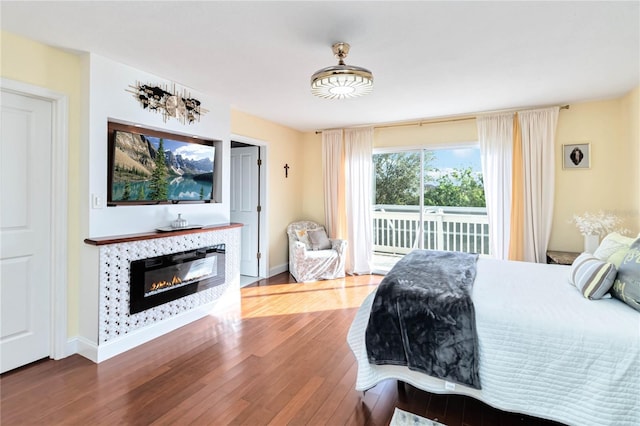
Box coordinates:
[112,130,214,202]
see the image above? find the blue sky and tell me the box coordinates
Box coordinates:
[147,136,215,161]
[431,147,482,173]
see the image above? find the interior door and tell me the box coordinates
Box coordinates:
[230,146,259,277]
[1,90,53,373]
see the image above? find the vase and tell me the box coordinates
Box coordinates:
[583,234,599,254]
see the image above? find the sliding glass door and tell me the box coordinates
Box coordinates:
[372,150,422,271]
[372,145,487,272]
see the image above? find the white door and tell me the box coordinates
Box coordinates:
[230,146,259,277]
[1,91,52,373]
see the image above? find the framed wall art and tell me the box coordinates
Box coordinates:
[562,143,590,169]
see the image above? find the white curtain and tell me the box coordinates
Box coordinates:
[477,113,513,260]
[322,130,345,239]
[344,127,373,275]
[519,107,559,263]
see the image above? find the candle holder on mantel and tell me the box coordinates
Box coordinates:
[171,213,189,229]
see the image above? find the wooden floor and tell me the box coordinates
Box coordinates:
[1,273,564,426]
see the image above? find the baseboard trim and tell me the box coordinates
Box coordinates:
[64,337,79,359]
[75,336,99,363]
[269,263,289,277]
[75,301,220,363]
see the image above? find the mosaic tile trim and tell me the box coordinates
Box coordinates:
[98,228,240,343]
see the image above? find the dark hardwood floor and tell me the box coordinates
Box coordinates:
[1,273,563,425]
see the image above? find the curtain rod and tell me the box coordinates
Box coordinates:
[315,104,570,134]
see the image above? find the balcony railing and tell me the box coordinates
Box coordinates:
[373,206,490,257]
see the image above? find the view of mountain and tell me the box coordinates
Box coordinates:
[164,150,213,176]
[113,131,155,179]
[113,131,213,183]
[111,130,215,202]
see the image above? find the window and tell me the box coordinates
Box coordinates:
[372,145,488,272]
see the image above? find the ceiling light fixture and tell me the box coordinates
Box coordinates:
[311,42,373,99]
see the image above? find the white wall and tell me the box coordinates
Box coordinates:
[86,53,231,237]
[78,53,233,346]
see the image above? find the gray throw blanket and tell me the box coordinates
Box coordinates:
[365,249,481,389]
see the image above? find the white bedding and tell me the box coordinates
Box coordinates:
[347,258,640,426]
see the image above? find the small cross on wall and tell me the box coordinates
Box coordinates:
[284,163,290,178]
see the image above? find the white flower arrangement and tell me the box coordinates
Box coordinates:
[570,211,629,237]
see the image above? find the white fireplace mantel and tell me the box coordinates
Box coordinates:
[80,223,242,363]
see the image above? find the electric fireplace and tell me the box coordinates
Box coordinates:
[129,244,225,314]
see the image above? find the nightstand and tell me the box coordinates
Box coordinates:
[546,250,580,265]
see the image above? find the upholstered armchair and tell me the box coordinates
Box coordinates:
[287,221,347,282]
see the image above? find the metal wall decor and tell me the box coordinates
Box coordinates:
[127,82,208,124]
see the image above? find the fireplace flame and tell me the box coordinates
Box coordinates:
[150,276,183,292]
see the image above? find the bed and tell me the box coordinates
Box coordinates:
[347,253,640,426]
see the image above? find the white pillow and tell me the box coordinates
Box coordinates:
[307,228,332,250]
[570,252,618,300]
[593,232,635,261]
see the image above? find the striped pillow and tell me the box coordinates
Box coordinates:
[570,253,617,299]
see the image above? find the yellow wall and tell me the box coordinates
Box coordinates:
[302,94,640,253]
[230,110,305,271]
[1,31,82,336]
[374,118,478,148]
[300,132,325,225]
[551,95,639,250]
[622,86,640,231]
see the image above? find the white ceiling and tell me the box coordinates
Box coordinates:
[2,1,638,132]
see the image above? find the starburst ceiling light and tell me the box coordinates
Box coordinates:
[311,42,373,99]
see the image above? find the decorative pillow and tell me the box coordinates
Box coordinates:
[593,233,636,262]
[307,228,332,250]
[610,239,640,312]
[607,246,631,268]
[295,229,313,249]
[569,252,618,300]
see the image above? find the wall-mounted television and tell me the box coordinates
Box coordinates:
[107,121,221,206]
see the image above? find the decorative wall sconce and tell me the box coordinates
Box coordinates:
[127,82,208,125]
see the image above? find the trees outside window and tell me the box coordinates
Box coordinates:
[423,167,485,208]
[374,152,422,206]
[373,148,485,208]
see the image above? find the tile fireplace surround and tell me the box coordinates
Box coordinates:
[83,223,241,362]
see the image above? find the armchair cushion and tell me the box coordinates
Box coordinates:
[287,220,347,282]
[294,228,313,249]
[308,228,332,250]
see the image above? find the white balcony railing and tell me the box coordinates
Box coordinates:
[372,206,490,256]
